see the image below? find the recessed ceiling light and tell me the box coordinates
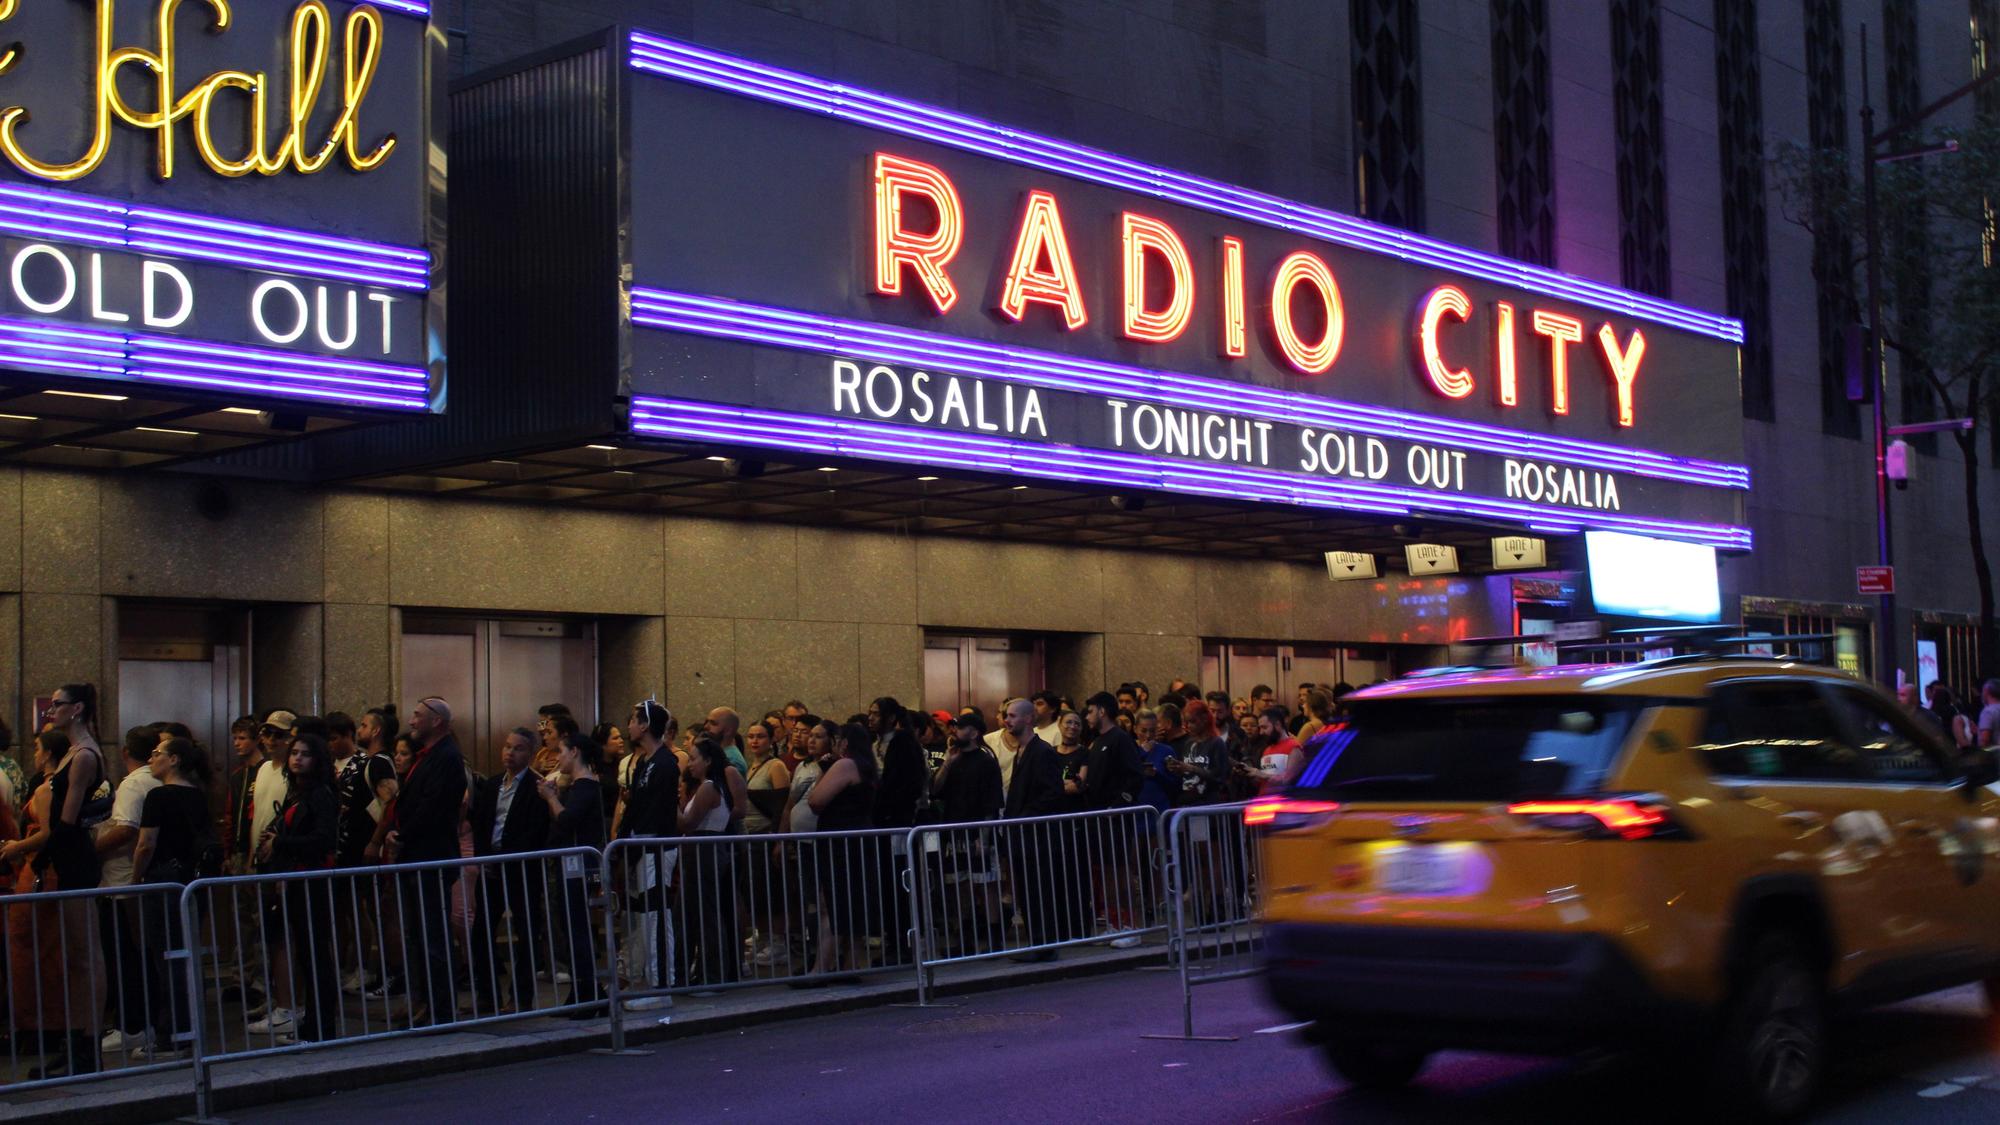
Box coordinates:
[1011,485,1027,490]
[44,389,127,402]
[0,412,36,421]
[613,470,635,476]
[221,407,263,415]
[587,444,617,451]
[490,459,517,466]
[705,455,729,462]
[817,466,839,472]
[916,475,938,481]
[136,426,199,436]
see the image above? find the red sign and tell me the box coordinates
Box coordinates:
[1856,566,1895,594]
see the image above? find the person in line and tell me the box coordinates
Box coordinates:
[981,697,1025,791]
[360,732,422,1002]
[248,712,296,873]
[1001,699,1064,962]
[469,728,553,1014]
[1978,680,2000,747]
[1168,699,1231,806]
[336,705,399,995]
[773,714,827,977]
[536,731,606,1013]
[868,698,926,961]
[95,725,162,1056]
[1029,690,1063,747]
[741,720,792,969]
[1927,683,1976,749]
[679,738,740,989]
[250,733,340,1043]
[703,707,749,774]
[0,717,21,819]
[387,697,469,1026]
[616,699,680,1012]
[1081,692,1146,948]
[807,721,879,980]
[591,721,627,823]
[3,727,103,1078]
[933,711,1004,953]
[1245,707,1300,793]
[1053,712,1090,813]
[129,735,212,1059]
[532,704,572,778]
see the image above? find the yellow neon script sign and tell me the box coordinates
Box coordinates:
[0,0,397,182]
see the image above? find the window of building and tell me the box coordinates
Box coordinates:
[1491,0,1555,265]
[1714,0,1774,421]
[1352,0,1425,231]
[1610,0,1671,297]
[1804,0,1862,438]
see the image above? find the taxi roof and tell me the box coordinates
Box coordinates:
[1348,657,1862,701]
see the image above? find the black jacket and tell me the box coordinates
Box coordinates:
[265,785,338,872]
[1004,735,1064,819]
[618,746,681,839]
[471,768,554,857]
[934,746,1003,823]
[395,732,468,864]
[873,728,927,829]
[1085,725,1146,809]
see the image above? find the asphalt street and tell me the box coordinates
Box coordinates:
[230,968,2000,1123]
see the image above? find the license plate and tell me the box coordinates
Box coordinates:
[1373,843,1468,895]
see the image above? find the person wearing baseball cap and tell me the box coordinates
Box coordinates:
[246,711,299,876]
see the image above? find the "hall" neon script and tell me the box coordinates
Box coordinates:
[0,0,397,182]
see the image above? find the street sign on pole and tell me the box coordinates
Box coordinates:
[1856,565,1895,595]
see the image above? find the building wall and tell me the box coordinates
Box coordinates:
[0,466,1506,746]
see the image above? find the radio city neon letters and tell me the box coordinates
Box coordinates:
[869,151,1647,424]
[0,0,396,183]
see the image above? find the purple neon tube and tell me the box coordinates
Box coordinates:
[0,315,429,410]
[628,287,1749,491]
[628,394,1751,550]
[626,30,1741,345]
[0,183,429,291]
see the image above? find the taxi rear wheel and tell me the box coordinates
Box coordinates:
[1317,1036,1431,1090]
[1711,933,1824,1120]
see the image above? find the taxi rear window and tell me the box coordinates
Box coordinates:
[1289,696,1651,802]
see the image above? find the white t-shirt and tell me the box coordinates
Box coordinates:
[97,768,162,887]
[787,760,823,834]
[248,758,290,849]
[1035,721,1060,748]
[984,729,1022,789]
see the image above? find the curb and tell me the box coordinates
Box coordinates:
[0,946,1168,1124]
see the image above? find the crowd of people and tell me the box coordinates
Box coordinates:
[0,675,1354,1078]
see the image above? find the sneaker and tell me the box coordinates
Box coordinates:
[133,1042,188,1061]
[362,977,405,1000]
[622,995,673,1012]
[749,943,779,968]
[1109,935,1142,949]
[100,1027,151,1053]
[247,1008,296,1035]
[341,969,376,994]
[553,970,572,985]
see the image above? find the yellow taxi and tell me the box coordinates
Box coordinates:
[1251,654,2000,1118]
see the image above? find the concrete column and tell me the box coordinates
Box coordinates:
[253,602,324,716]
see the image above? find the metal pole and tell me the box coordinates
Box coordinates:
[1861,23,1898,687]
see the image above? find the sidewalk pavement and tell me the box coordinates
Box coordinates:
[0,941,1173,1124]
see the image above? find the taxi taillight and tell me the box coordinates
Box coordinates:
[1244,797,1342,832]
[1506,796,1682,840]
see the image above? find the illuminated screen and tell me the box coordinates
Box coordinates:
[1585,531,1721,623]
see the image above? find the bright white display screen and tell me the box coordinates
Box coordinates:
[1585,530,1722,623]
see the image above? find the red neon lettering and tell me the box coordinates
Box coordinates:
[1120,213,1194,342]
[1531,309,1584,415]
[996,189,1087,329]
[872,153,964,313]
[1416,284,1474,399]
[1597,323,1645,427]
[1219,236,1246,358]
[1494,300,1518,407]
[1269,251,1343,374]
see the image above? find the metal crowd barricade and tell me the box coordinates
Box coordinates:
[178,846,603,1120]
[601,827,912,1049]
[1144,802,1263,1040]
[906,806,1164,1006]
[0,881,191,1092]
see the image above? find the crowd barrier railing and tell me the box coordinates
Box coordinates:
[907,806,1165,1006]
[176,847,604,1120]
[0,880,192,1092]
[600,826,914,1050]
[1143,801,1264,1040]
[1,802,1269,1109]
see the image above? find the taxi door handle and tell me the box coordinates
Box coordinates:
[1778,810,1824,829]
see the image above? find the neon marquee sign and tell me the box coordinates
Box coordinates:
[619,28,1748,547]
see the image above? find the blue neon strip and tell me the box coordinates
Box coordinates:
[626,394,1753,551]
[1296,728,1358,789]
[360,0,430,18]
[0,317,428,410]
[630,287,1750,491]
[0,183,430,291]
[626,30,1744,345]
